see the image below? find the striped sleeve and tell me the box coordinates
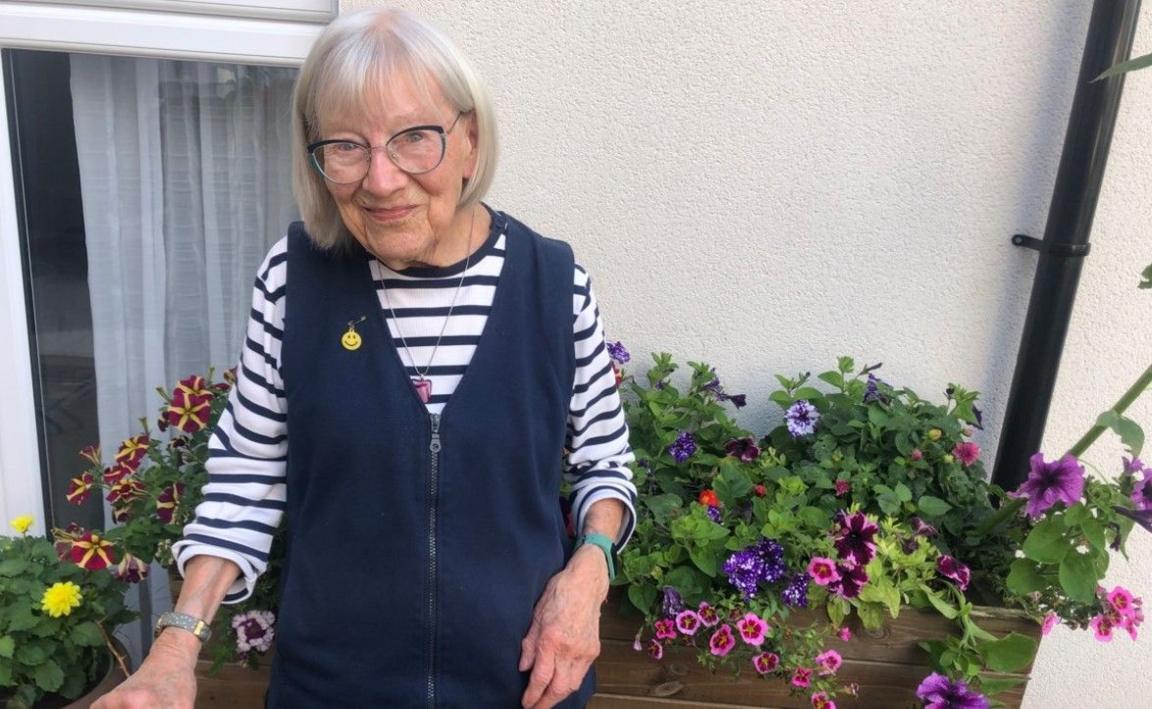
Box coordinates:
[171,237,290,603]
[566,264,638,548]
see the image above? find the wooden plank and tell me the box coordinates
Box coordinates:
[194,661,269,709]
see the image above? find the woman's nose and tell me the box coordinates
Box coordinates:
[360,148,409,195]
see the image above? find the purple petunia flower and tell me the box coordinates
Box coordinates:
[1124,456,1146,475]
[785,400,820,438]
[781,573,810,607]
[662,586,685,617]
[723,539,787,599]
[828,563,868,599]
[833,511,879,567]
[726,393,747,408]
[232,610,276,654]
[706,505,723,524]
[911,517,938,538]
[864,373,885,403]
[606,340,631,365]
[937,555,971,591]
[1131,475,1152,512]
[724,436,761,462]
[704,377,747,409]
[915,672,989,709]
[1015,453,1086,519]
[667,432,697,463]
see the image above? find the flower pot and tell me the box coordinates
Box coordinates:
[17,638,130,709]
[590,595,1041,708]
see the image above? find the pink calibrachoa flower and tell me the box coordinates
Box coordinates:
[65,472,95,505]
[736,612,768,646]
[752,652,780,674]
[70,531,116,570]
[1108,586,1136,615]
[807,557,841,586]
[837,626,852,642]
[653,618,677,640]
[646,639,663,660]
[811,692,837,709]
[791,666,813,688]
[709,624,736,657]
[111,552,148,583]
[1089,614,1114,642]
[115,434,150,470]
[155,483,186,524]
[166,375,214,433]
[675,610,701,636]
[1041,613,1059,636]
[232,610,275,653]
[953,441,980,467]
[697,602,720,627]
[815,649,842,675]
[834,479,851,497]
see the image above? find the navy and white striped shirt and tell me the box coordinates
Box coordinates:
[173,219,637,601]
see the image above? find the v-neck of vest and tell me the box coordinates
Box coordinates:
[364,208,514,421]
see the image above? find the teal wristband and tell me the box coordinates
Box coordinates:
[575,532,616,581]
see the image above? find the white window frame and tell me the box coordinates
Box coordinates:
[0,0,324,528]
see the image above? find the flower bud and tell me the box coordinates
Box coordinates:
[943,454,955,464]
[910,449,923,462]
[927,428,942,441]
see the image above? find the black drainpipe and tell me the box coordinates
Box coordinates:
[991,0,1143,491]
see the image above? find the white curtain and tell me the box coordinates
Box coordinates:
[69,54,298,661]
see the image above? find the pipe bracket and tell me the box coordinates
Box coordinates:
[1011,234,1091,257]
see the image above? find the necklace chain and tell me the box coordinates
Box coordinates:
[379,207,477,383]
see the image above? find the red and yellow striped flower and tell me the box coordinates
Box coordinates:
[155,482,185,524]
[106,478,145,506]
[102,463,134,487]
[65,472,95,505]
[112,552,148,583]
[69,531,117,570]
[78,445,101,466]
[165,376,213,433]
[115,434,150,470]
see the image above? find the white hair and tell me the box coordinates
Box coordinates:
[291,7,498,250]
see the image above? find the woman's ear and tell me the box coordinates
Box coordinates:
[463,115,479,180]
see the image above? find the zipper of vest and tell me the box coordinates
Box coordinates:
[426,412,442,708]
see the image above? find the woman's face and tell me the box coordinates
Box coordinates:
[319,73,477,270]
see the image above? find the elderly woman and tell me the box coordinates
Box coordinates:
[95,7,636,709]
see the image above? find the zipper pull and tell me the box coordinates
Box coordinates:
[429,413,442,453]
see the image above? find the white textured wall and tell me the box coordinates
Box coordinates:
[345,2,1152,706]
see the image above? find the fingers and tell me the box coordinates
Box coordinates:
[521,646,556,708]
[528,657,587,709]
[519,622,540,672]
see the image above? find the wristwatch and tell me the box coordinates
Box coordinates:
[154,611,212,642]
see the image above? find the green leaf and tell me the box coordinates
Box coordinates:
[1023,517,1070,564]
[6,605,38,632]
[33,658,64,692]
[627,583,658,614]
[868,407,889,427]
[15,642,48,665]
[979,632,1038,673]
[689,546,720,577]
[1079,515,1106,551]
[917,495,953,517]
[71,621,105,647]
[714,466,753,504]
[894,483,912,502]
[798,506,830,530]
[856,602,885,631]
[1140,263,1152,289]
[1006,559,1047,595]
[793,387,824,402]
[0,559,29,577]
[1096,50,1152,81]
[826,596,849,627]
[1059,552,1099,603]
[1095,410,1144,458]
[979,677,1026,697]
[817,371,844,389]
[0,635,13,658]
[837,356,855,373]
[643,494,683,525]
[918,586,959,619]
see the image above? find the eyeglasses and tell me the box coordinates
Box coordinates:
[306,111,466,184]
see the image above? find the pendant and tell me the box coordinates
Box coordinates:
[412,377,432,404]
[341,316,366,351]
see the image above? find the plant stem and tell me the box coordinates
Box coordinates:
[1067,361,1152,458]
[98,621,132,678]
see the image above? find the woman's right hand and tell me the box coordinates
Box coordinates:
[93,630,199,709]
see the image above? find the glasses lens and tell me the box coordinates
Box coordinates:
[387,129,445,174]
[312,142,369,183]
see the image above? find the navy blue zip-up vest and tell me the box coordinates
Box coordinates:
[272,212,594,707]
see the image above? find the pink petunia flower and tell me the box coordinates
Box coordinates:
[953,441,981,466]
[736,613,768,646]
[697,602,720,627]
[1041,613,1059,636]
[709,624,736,657]
[811,692,837,709]
[838,626,852,642]
[807,557,841,586]
[791,666,813,688]
[834,479,851,497]
[815,649,842,675]
[752,652,780,675]
[653,618,677,640]
[646,639,663,660]
[675,610,702,636]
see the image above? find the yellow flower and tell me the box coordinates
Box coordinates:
[9,515,34,535]
[927,428,943,441]
[40,581,83,618]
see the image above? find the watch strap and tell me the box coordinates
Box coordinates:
[575,532,616,582]
[155,611,212,643]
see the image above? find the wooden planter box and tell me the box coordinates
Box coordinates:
[591,597,1041,708]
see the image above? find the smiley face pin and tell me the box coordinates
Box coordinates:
[341,316,367,351]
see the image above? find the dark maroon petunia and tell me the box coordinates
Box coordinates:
[833,511,878,567]
[724,437,761,462]
[937,555,971,591]
[828,563,869,599]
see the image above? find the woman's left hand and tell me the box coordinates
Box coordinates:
[519,545,609,709]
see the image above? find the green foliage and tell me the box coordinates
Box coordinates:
[0,530,135,706]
